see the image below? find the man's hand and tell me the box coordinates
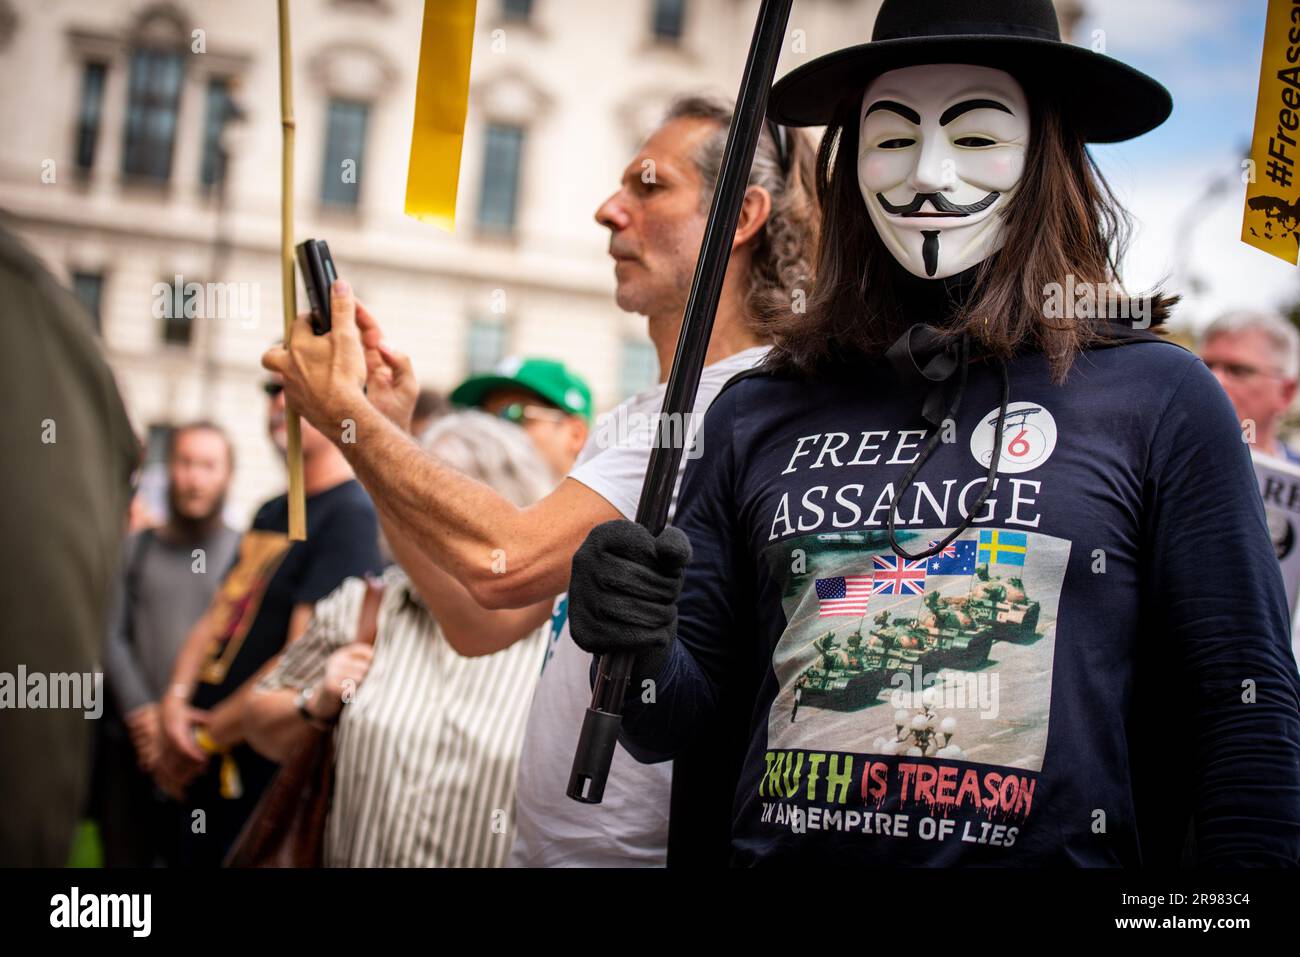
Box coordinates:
[154,699,209,800]
[568,520,692,679]
[124,703,163,772]
[152,743,206,801]
[356,303,419,431]
[310,643,375,721]
[261,278,368,437]
[160,694,208,762]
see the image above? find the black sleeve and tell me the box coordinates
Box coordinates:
[292,488,384,606]
[1144,358,1300,866]
[620,389,754,762]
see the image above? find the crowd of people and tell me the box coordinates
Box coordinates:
[76,85,816,869]
[4,0,1300,869]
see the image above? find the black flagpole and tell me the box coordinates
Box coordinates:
[568,0,796,804]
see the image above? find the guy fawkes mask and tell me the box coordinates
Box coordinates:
[858,63,1030,279]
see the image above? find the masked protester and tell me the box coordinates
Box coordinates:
[567,0,1300,866]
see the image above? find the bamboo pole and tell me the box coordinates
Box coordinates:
[277,0,306,540]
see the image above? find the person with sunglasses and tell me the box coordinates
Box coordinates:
[447,357,592,482]
[154,372,384,866]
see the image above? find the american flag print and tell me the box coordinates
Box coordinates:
[814,575,873,617]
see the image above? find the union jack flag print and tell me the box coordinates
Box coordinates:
[871,554,928,595]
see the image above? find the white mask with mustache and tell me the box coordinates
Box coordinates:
[858,64,1030,280]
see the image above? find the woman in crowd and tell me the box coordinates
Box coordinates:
[243,410,555,867]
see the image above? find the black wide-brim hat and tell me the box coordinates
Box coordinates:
[768,0,1172,143]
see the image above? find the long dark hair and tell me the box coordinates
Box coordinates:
[758,85,1177,383]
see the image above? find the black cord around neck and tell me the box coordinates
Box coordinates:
[886,337,1010,561]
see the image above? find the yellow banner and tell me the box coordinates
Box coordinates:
[1243,0,1300,264]
[404,0,477,231]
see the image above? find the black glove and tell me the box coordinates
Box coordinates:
[568,519,693,679]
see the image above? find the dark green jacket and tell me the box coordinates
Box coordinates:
[0,216,136,865]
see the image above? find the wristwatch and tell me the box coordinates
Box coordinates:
[294,685,332,730]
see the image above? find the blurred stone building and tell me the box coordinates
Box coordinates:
[0,0,1083,520]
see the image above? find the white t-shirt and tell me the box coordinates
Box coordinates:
[508,345,770,867]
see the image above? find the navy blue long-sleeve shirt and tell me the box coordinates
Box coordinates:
[618,340,1300,866]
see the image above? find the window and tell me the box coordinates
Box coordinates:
[501,0,532,20]
[619,339,658,398]
[199,78,233,189]
[320,98,369,207]
[75,62,107,172]
[466,319,507,374]
[71,272,104,333]
[652,0,686,43]
[122,47,185,181]
[158,277,195,347]
[477,123,525,232]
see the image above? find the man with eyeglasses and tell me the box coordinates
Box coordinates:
[1200,310,1300,464]
[448,356,592,481]
[153,373,383,866]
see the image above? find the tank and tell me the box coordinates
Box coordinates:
[795,614,920,711]
[905,590,997,670]
[792,569,1043,713]
[962,564,1042,643]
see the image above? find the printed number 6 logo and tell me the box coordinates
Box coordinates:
[970,402,1058,475]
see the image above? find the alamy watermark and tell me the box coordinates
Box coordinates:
[0,666,102,719]
[592,407,706,461]
[1043,275,1151,328]
[887,664,1000,720]
[152,274,260,329]
[50,887,150,937]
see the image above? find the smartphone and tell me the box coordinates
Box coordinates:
[295,238,337,335]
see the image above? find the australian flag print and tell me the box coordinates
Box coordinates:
[926,539,977,575]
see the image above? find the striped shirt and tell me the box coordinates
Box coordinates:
[258,565,546,867]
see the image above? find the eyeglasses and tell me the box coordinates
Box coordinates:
[496,403,567,425]
[262,381,284,398]
[1204,359,1288,382]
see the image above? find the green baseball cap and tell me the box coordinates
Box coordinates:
[449,356,593,423]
